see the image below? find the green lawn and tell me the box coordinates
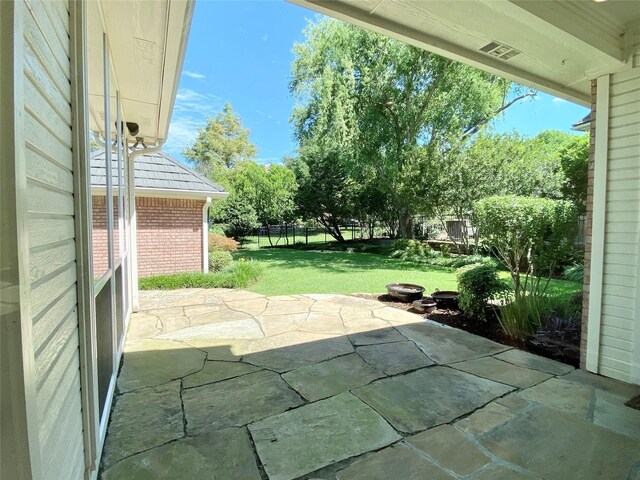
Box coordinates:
[236,248,582,298]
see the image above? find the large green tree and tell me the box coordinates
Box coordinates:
[183,102,257,180]
[290,18,531,237]
[558,135,589,214]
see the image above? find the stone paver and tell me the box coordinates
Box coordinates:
[182,370,303,434]
[494,348,574,375]
[407,425,491,476]
[356,341,435,375]
[249,392,400,480]
[102,381,183,467]
[397,321,510,364]
[481,406,640,480]
[118,339,206,392]
[336,443,454,480]
[242,331,354,372]
[102,290,640,480]
[282,353,383,401]
[451,356,553,388]
[182,360,261,389]
[102,428,261,480]
[354,366,513,433]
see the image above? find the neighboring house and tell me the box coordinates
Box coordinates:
[90,150,226,278]
[1,1,639,480]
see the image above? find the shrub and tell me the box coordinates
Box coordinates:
[457,264,508,320]
[563,263,584,283]
[498,293,581,340]
[209,233,239,252]
[139,261,264,290]
[391,239,434,261]
[474,195,578,297]
[222,195,260,242]
[209,250,233,272]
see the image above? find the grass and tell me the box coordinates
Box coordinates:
[139,261,264,290]
[236,248,582,298]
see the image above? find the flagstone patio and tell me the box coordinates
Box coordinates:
[100,289,640,480]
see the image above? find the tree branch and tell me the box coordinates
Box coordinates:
[461,91,536,139]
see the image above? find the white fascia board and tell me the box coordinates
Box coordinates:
[91,185,228,201]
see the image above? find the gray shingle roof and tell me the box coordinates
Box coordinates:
[91,150,225,194]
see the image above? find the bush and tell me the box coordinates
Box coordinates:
[209,233,239,252]
[209,250,233,272]
[391,239,433,261]
[139,261,264,290]
[457,264,508,320]
[563,263,584,283]
[222,195,260,242]
[474,195,578,297]
[498,293,581,340]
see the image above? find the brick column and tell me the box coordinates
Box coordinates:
[580,80,597,369]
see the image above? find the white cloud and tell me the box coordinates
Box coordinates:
[552,97,568,104]
[174,88,221,116]
[255,156,281,165]
[182,70,206,79]
[256,109,274,119]
[262,34,269,42]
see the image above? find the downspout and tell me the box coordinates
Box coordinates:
[202,197,212,273]
[127,140,164,312]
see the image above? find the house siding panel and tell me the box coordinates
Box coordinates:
[597,48,640,383]
[22,0,85,478]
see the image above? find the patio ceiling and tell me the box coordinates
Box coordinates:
[289,0,640,106]
[88,0,194,146]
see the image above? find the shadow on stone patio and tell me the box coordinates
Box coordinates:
[99,289,640,480]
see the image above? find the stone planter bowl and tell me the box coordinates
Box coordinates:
[412,297,437,314]
[431,290,459,308]
[385,283,425,302]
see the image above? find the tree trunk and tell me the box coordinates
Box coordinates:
[398,208,414,239]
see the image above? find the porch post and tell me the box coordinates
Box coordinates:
[586,75,610,373]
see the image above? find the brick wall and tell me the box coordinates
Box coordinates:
[92,196,119,277]
[580,80,596,369]
[92,195,205,278]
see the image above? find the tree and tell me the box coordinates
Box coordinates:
[222,195,259,243]
[225,161,298,244]
[558,135,589,214]
[290,18,531,238]
[473,195,578,297]
[183,103,257,180]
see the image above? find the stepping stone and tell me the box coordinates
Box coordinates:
[455,401,516,437]
[336,443,454,480]
[242,331,354,372]
[102,428,261,480]
[102,381,183,467]
[157,318,264,341]
[356,341,434,375]
[299,312,346,335]
[118,339,206,392]
[349,328,406,346]
[467,464,539,479]
[182,370,303,434]
[282,353,383,401]
[249,392,400,480]
[518,377,593,418]
[451,356,552,388]
[397,322,509,364]
[225,297,269,316]
[481,406,640,480]
[256,312,308,337]
[494,349,574,375]
[353,366,513,433]
[406,425,491,476]
[182,361,261,389]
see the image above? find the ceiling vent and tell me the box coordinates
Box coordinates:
[479,41,522,61]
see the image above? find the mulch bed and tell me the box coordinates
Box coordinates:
[353,293,580,368]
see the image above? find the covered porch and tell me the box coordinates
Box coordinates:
[100,290,640,479]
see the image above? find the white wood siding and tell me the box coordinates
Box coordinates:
[599,48,640,383]
[23,0,85,477]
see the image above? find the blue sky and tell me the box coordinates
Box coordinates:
[165,0,589,164]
